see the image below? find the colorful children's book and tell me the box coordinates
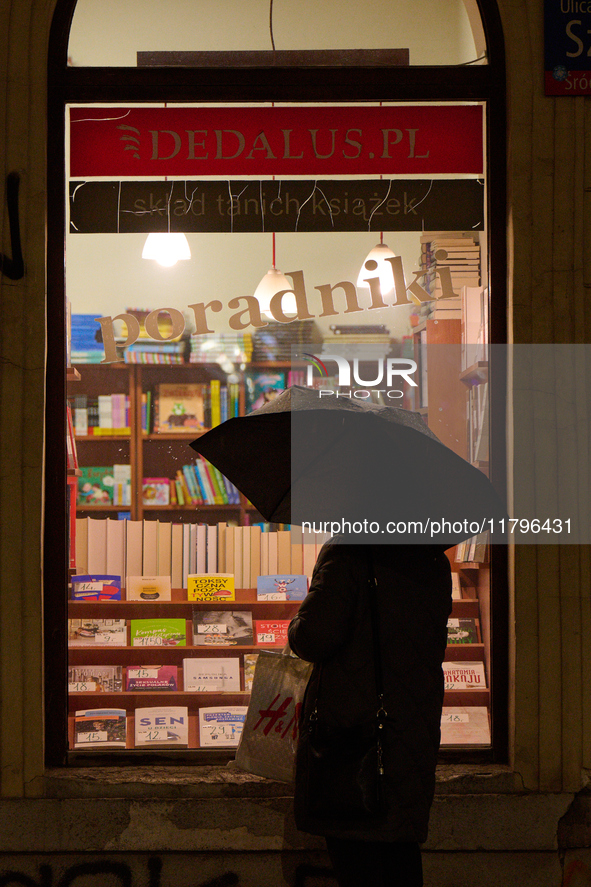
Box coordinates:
[68,619,127,646]
[256,575,308,601]
[126,665,178,691]
[71,574,122,601]
[188,574,235,602]
[142,478,171,506]
[68,665,123,692]
[134,706,189,747]
[245,371,285,413]
[198,706,248,747]
[254,620,290,648]
[192,610,253,646]
[183,657,241,692]
[74,708,127,748]
[77,467,115,505]
[154,383,206,433]
[130,618,186,647]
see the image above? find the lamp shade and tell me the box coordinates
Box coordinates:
[357,241,396,298]
[254,267,297,316]
[142,233,191,267]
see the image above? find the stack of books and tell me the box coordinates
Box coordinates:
[320,324,392,360]
[71,315,105,364]
[420,234,481,318]
[251,320,322,362]
[189,332,253,365]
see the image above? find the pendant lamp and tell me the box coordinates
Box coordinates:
[142,233,191,267]
[254,233,297,317]
[357,239,396,299]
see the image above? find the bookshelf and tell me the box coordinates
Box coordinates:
[67,362,291,523]
[68,585,300,751]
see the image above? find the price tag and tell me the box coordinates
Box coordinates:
[257,592,287,601]
[128,668,159,679]
[197,624,227,634]
[77,731,107,743]
[69,681,97,692]
[257,632,276,644]
[442,713,469,723]
[142,729,168,742]
[133,636,163,646]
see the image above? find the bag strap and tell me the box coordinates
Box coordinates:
[366,547,387,718]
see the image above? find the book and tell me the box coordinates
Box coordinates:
[171,523,183,590]
[255,620,290,647]
[188,574,235,602]
[126,665,178,691]
[68,665,123,692]
[106,518,126,579]
[87,518,108,574]
[71,574,122,601]
[447,617,481,644]
[125,520,143,579]
[198,706,248,747]
[245,371,285,413]
[130,618,186,647]
[142,520,158,575]
[192,610,254,646]
[440,706,491,746]
[153,383,206,432]
[126,575,172,602]
[77,467,115,505]
[257,575,308,601]
[74,709,127,748]
[183,656,241,692]
[142,477,170,506]
[135,706,189,747]
[68,618,127,646]
[451,573,462,600]
[442,661,487,689]
[244,653,259,691]
[112,464,131,506]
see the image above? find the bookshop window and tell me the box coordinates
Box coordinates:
[52,0,506,763]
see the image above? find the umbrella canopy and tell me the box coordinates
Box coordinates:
[191,386,506,544]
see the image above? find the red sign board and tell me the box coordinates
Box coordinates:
[69,105,483,177]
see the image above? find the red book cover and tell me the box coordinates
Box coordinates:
[254,620,290,648]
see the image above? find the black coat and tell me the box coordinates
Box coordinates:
[288,539,452,843]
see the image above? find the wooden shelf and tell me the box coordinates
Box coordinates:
[77,504,131,512]
[75,433,131,441]
[444,643,485,661]
[459,361,488,386]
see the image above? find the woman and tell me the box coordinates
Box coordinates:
[288,537,452,887]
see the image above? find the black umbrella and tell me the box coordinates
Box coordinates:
[191,386,506,545]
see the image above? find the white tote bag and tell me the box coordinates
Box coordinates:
[234,649,313,783]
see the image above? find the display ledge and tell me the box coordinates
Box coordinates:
[68,645,283,661]
[69,690,251,703]
[68,599,300,614]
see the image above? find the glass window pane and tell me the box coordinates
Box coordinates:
[65,100,492,754]
[67,0,486,67]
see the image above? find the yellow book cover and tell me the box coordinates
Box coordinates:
[188,573,235,602]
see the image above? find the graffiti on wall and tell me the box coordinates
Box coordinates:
[0,858,335,887]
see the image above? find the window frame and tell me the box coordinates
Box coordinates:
[46,0,508,768]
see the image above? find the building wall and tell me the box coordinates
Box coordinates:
[0,0,591,872]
